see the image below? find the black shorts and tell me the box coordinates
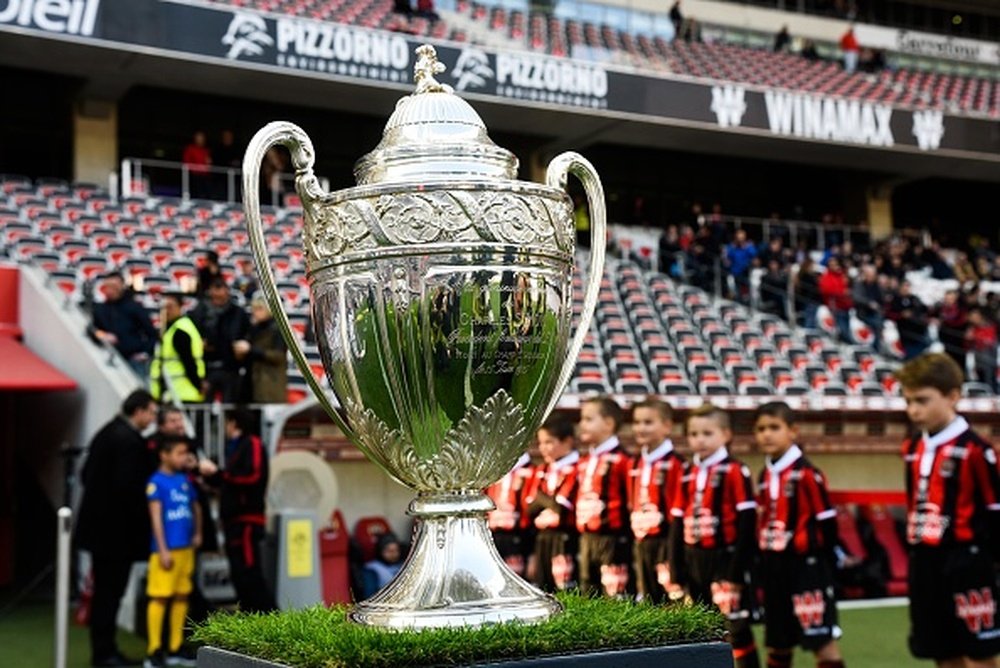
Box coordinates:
[684,546,756,645]
[633,536,671,603]
[760,551,840,652]
[533,530,577,592]
[909,544,1000,661]
[578,532,632,597]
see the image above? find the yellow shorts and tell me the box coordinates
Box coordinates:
[147,548,195,599]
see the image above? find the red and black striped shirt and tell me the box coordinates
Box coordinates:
[757,445,837,554]
[575,436,632,534]
[486,453,534,532]
[902,416,1000,548]
[627,440,685,541]
[670,447,757,549]
[524,450,580,532]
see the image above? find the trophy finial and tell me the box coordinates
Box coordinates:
[413,44,452,94]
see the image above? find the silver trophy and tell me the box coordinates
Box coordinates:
[244,45,606,628]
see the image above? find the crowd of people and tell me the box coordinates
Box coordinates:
[486,352,1000,668]
[656,207,1000,390]
[76,393,275,667]
[87,250,288,405]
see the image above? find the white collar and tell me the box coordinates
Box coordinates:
[642,439,674,463]
[920,416,969,478]
[766,444,803,474]
[923,416,969,450]
[590,435,620,457]
[512,452,531,471]
[552,450,580,470]
[694,446,728,469]
[765,445,802,500]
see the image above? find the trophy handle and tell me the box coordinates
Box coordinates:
[543,152,607,416]
[242,121,354,438]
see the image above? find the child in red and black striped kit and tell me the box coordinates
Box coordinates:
[575,396,633,597]
[669,403,760,668]
[897,353,1000,668]
[754,401,845,668]
[627,397,684,604]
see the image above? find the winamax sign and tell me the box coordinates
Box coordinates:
[0,0,995,159]
[707,84,947,152]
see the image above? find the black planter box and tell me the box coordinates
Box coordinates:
[198,642,732,667]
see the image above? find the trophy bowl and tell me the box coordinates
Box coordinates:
[244,45,606,628]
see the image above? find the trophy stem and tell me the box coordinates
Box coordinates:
[349,492,562,629]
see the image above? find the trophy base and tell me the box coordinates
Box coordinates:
[349,493,562,629]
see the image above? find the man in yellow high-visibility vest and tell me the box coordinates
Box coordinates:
[151,293,206,403]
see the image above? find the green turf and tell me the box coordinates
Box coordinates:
[0,599,928,668]
[0,602,147,668]
[192,593,725,668]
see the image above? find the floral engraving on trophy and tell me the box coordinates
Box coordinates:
[345,389,529,491]
[303,189,574,271]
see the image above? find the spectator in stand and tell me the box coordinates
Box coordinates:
[89,272,158,379]
[759,260,789,318]
[151,293,205,404]
[724,229,758,303]
[935,290,968,373]
[415,0,438,21]
[191,277,249,402]
[392,0,412,14]
[852,265,884,352]
[773,25,791,52]
[839,26,860,73]
[818,257,853,343]
[794,258,821,329]
[234,296,288,403]
[197,251,222,297]
[213,129,241,201]
[801,39,819,61]
[260,147,288,207]
[966,309,998,390]
[200,409,277,612]
[669,1,683,38]
[76,390,159,668]
[887,280,929,360]
[573,193,591,249]
[758,236,791,269]
[182,131,213,200]
[659,225,685,278]
[687,239,717,293]
[233,258,258,301]
[362,533,404,598]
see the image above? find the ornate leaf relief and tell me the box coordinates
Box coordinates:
[345,389,529,492]
[305,190,572,270]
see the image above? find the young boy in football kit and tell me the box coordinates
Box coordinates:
[754,401,845,668]
[145,436,202,668]
[627,397,684,604]
[897,353,1000,668]
[669,403,759,668]
[524,413,580,592]
[575,395,633,597]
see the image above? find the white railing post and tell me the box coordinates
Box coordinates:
[182,165,190,201]
[54,507,72,668]
[121,159,132,199]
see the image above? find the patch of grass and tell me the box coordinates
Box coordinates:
[192,593,726,668]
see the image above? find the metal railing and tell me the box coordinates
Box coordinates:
[120,157,330,207]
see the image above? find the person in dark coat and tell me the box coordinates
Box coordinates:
[190,277,249,402]
[201,409,276,612]
[235,296,288,403]
[89,272,158,379]
[196,251,222,297]
[75,390,159,667]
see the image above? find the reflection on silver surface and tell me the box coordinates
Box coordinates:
[243,44,606,628]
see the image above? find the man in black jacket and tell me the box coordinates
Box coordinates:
[190,277,249,402]
[201,408,276,612]
[75,390,159,667]
[89,273,158,379]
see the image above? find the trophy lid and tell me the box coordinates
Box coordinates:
[354,45,519,185]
